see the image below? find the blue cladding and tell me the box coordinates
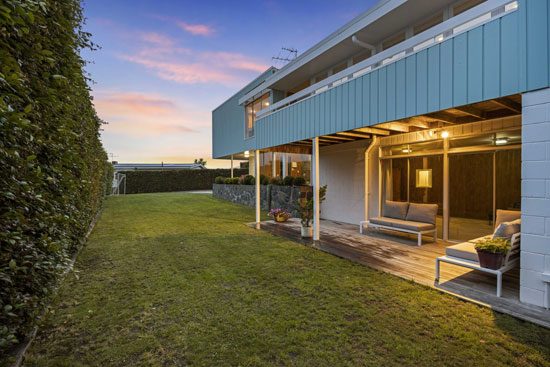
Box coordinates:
[216,6,550,155]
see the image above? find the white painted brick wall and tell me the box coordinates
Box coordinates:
[521,88,550,308]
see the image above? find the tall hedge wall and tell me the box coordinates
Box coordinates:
[120,169,248,194]
[0,0,111,353]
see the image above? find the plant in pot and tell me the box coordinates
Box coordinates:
[295,185,327,238]
[268,208,291,223]
[474,237,511,270]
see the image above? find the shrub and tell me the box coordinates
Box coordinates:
[214,176,225,184]
[283,175,294,186]
[119,169,247,194]
[293,177,306,186]
[224,177,240,185]
[238,174,247,185]
[270,177,282,185]
[242,175,255,185]
[0,0,111,353]
[260,174,267,183]
[261,176,270,185]
[474,238,510,253]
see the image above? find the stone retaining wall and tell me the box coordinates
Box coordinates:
[212,184,312,217]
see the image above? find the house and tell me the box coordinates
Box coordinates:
[212,0,550,310]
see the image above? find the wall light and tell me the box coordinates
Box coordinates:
[244,150,250,158]
[402,149,411,153]
[416,169,432,188]
[496,138,508,145]
[429,130,434,137]
[435,34,444,43]
[441,131,449,138]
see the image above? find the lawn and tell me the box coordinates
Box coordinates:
[25,193,550,366]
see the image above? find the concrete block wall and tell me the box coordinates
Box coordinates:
[521,88,550,308]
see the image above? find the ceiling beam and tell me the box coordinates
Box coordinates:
[375,122,410,133]
[454,105,486,119]
[352,127,391,136]
[336,132,372,139]
[322,135,355,141]
[491,97,521,113]
[425,112,461,124]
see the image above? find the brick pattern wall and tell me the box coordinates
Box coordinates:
[521,88,550,308]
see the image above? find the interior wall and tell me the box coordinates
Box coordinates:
[319,140,371,225]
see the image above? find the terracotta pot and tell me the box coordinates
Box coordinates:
[301,225,313,238]
[275,215,288,223]
[476,249,505,270]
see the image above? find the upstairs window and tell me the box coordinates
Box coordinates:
[245,92,270,139]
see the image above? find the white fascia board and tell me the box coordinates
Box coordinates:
[238,0,406,105]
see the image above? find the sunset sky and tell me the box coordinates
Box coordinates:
[83,0,377,168]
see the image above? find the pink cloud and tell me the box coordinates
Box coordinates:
[119,55,236,84]
[176,21,215,36]
[153,15,215,37]
[93,91,203,136]
[140,32,175,47]
[204,52,269,73]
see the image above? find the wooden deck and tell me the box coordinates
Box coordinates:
[252,219,550,328]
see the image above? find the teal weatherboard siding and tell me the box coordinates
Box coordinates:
[213,1,550,157]
[212,67,276,159]
[251,3,550,151]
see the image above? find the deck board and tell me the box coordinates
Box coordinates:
[251,219,550,328]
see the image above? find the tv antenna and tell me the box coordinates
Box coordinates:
[272,47,298,65]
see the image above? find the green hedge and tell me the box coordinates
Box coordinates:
[0,0,111,354]
[121,169,248,194]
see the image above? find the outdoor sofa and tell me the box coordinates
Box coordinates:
[360,201,438,246]
[435,209,521,297]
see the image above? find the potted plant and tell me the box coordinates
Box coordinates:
[296,185,327,238]
[474,237,511,270]
[268,208,291,222]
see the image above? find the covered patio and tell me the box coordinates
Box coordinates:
[252,218,550,328]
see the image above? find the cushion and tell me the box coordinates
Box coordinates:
[446,241,478,262]
[370,217,400,227]
[405,203,438,225]
[383,201,409,220]
[494,209,521,229]
[390,219,435,232]
[492,219,521,239]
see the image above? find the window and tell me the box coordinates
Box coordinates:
[315,72,328,83]
[245,92,270,139]
[382,32,406,51]
[286,80,310,97]
[453,0,486,16]
[414,12,444,35]
[353,50,371,65]
[332,62,347,75]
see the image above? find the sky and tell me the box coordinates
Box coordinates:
[82,0,378,168]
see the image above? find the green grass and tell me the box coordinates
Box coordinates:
[24,193,550,366]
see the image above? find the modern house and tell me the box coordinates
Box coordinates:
[212,0,550,311]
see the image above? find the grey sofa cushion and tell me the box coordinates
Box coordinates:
[390,219,435,232]
[370,217,399,227]
[405,203,438,225]
[494,209,521,229]
[446,241,478,262]
[383,201,409,220]
[493,219,521,239]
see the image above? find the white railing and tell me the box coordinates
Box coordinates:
[255,0,518,120]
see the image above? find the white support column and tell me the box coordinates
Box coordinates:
[364,137,377,221]
[282,153,287,177]
[255,150,260,229]
[443,138,449,242]
[231,155,234,178]
[313,137,320,241]
[272,152,276,177]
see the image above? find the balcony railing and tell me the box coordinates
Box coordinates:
[256,0,518,120]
